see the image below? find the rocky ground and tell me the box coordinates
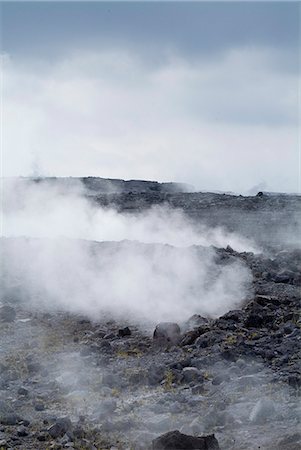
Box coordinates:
[0,181,300,449]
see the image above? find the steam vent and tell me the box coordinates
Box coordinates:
[1,177,300,449]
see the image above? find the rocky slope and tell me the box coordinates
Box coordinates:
[0,180,300,449]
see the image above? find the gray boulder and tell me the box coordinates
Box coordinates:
[152,430,220,449]
[153,323,181,345]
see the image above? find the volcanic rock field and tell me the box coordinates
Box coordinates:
[0,178,300,449]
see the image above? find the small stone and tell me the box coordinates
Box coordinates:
[153,323,181,345]
[152,430,220,449]
[182,367,204,384]
[27,361,42,374]
[99,341,112,352]
[245,314,264,328]
[36,432,47,441]
[48,417,72,438]
[0,414,22,425]
[17,425,29,437]
[118,327,131,337]
[191,384,205,395]
[35,403,45,411]
[17,387,29,396]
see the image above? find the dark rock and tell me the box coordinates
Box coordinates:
[255,295,280,307]
[103,332,115,340]
[245,314,264,328]
[152,430,220,449]
[274,270,295,284]
[288,374,301,388]
[27,361,42,374]
[148,365,166,386]
[118,326,131,337]
[185,315,209,330]
[220,349,237,362]
[34,403,45,411]
[17,425,29,437]
[0,305,16,322]
[98,340,113,352]
[219,309,244,322]
[153,323,181,345]
[48,417,72,438]
[180,326,209,346]
[73,426,85,439]
[36,432,47,441]
[191,384,206,395]
[195,331,224,348]
[182,367,204,384]
[17,387,29,396]
[0,414,22,425]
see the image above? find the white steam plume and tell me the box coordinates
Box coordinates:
[1,179,255,322]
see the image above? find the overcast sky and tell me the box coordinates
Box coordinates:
[1,1,300,193]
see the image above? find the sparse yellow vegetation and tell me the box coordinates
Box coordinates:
[203,371,211,380]
[163,369,174,390]
[116,348,142,358]
[224,335,237,345]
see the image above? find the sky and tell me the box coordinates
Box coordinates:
[1,1,300,193]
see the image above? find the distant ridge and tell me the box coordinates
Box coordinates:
[15,176,195,194]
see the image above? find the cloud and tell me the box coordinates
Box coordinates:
[2,46,299,193]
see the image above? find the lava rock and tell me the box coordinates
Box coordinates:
[195,330,224,348]
[245,314,264,328]
[34,403,45,411]
[153,323,181,345]
[219,310,244,322]
[148,365,166,386]
[152,430,220,449]
[118,327,131,337]
[48,417,72,438]
[185,315,210,330]
[17,425,29,437]
[0,305,16,322]
[274,270,295,284]
[26,361,42,374]
[0,414,22,425]
[17,387,29,396]
[180,326,209,346]
[182,367,204,384]
[288,374,301,388]
[98,340,113,352]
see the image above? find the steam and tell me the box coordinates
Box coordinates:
[1,178,255,322]
[3,178,258,251]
